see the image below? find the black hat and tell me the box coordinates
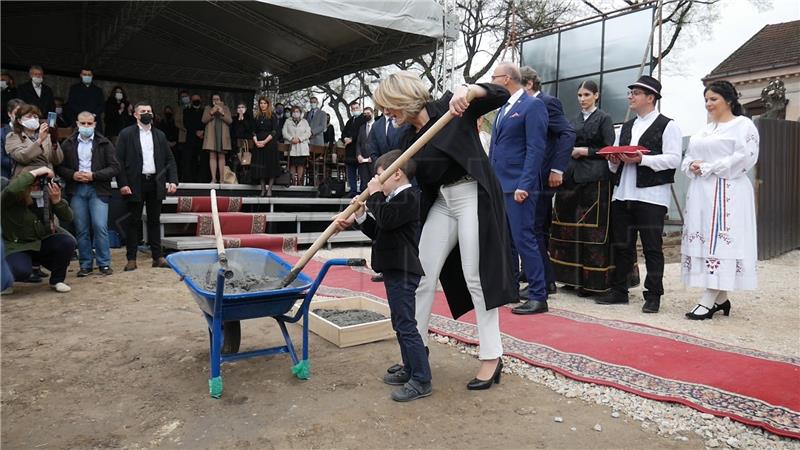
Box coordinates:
[628,75,662,99]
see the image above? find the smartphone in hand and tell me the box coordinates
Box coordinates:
[47,111,57,127]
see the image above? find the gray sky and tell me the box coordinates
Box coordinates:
[660,0,799,135]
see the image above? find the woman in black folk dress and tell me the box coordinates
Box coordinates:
[251,96,282,197]
[549,80,639,296]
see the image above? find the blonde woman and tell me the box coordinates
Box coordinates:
[373,71,515,392]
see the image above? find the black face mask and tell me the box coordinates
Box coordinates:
[139,113,153,125]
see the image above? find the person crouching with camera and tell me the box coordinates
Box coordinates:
[2,166,76,292]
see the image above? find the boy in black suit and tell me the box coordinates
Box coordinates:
[334,150,431,402]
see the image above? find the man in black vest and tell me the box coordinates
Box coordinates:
[595,76,682,313]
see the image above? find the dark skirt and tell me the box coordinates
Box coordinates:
[250,138,281,179]
[289,156,307,166]
[549,177,614,292]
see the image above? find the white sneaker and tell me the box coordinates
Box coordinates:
[51,282,71,293]
[1,287,13,295]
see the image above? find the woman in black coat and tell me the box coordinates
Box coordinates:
[373,71,515,390]
[103,86,134,141]
[251,97,281,196]
[549,80,637,295]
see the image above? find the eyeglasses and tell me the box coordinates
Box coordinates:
[628,89,648,97]
[490,74,509,80]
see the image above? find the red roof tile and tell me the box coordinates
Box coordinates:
[704,20,800,80]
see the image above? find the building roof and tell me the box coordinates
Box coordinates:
[704,20,800,81]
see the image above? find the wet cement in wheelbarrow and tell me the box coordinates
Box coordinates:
[201,272,283,294]
[313,309,387,326]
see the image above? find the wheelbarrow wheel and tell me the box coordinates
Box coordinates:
[222,321,241,354]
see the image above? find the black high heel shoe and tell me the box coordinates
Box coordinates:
[713,299,731,316]
[467,359,503,390]
[685,304,715,320]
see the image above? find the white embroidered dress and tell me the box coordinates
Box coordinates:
[680,116,759,291]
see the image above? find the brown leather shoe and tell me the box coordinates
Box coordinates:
[152,257,169,268]
[124,260,137,272]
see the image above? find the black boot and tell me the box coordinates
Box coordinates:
[642,292,661,313]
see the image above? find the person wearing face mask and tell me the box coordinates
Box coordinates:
[115,101,178,271]
[6,103,64,177]
[1,98,24,179]
[342,100,369,196]
[230,101,253,181]
[304,96,327,147]
[104,86,133,142]
[56,111,120,277]
[17,65,55,117]
[1,72,18,126]
[65,69,105,132]
[201,94,233,184]
[282,105,311,186]
[182,93,205,182]
[156,106,179,161]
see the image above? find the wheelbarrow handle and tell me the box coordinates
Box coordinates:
[280,100,471,288]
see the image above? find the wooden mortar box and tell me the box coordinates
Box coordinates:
[299,296,394,348]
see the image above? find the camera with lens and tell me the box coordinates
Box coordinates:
[37,175,64,190]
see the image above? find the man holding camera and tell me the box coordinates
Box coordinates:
[116,102,178,271]
[57,111,120,277]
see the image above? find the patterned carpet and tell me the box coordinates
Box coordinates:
[278,251,800,439]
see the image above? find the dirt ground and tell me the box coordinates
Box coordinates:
[0,248,711,449]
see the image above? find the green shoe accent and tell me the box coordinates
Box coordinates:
[209,376,223,398]
[292,360,310,380]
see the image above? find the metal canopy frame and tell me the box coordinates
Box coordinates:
[1,1,442,93]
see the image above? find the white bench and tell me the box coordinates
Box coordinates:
[161,196,352,211]
[161,230,369,251]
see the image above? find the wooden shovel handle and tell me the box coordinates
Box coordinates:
[210,189,227,263]
[282,98,469,286]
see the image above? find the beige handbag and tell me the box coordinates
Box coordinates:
[238,139,252,166]
[223,165,238,184]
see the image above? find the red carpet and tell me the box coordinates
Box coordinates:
[176,196,242,213]
[276,251,800,439]
[195,212,268,235]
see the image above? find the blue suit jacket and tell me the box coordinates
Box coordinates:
[536,92,576,178]
[489,93,549,193]
[367,116,409,160]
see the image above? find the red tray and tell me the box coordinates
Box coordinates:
[597,145,651,155]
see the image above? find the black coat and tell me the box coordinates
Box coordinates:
[104,99,134,138]
[57,131,121,198]
[115,124,178,202]
[1,87,18,125]
[358,187,424,276]
[66,82,105,127]
[400,83,517,319]
[567,109,615,183]
[17,81,55,116]
[342,115,367,163]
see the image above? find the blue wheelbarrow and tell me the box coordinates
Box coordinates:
[167,248,365,398]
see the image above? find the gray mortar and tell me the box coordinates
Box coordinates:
[202,271,283,294]
[313,309,387,327]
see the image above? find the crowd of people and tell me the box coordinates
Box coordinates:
[333,65,759,402]
[1,62,760,401]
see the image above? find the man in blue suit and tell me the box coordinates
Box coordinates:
[367,110,409,161]
[489,62,551,315]
[520,66,576,298]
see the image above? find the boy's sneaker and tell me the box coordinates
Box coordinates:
[77,268,93,277]
[99,266,113,276]
[383,368,411,385]
[391,379,432,402]
[51,282,71,293]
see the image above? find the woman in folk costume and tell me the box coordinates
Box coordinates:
[681,80,759,320]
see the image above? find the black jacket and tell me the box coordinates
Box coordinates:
[358,187,424,276]
[400,83,517,319]
[1,87,18,125]
[567,109,615,184]
[57,131,121,198]
[342,115,368,163]
[115,124,178,202]
[66,82,105,127]
[17,81,55,116]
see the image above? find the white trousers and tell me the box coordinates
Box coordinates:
[415,181,503,360]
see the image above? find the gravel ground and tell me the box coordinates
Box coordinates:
[312,244,800,448]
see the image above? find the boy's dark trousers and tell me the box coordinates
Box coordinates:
[382,269,430,383]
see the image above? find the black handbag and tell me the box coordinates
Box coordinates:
[317,178,346,198]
